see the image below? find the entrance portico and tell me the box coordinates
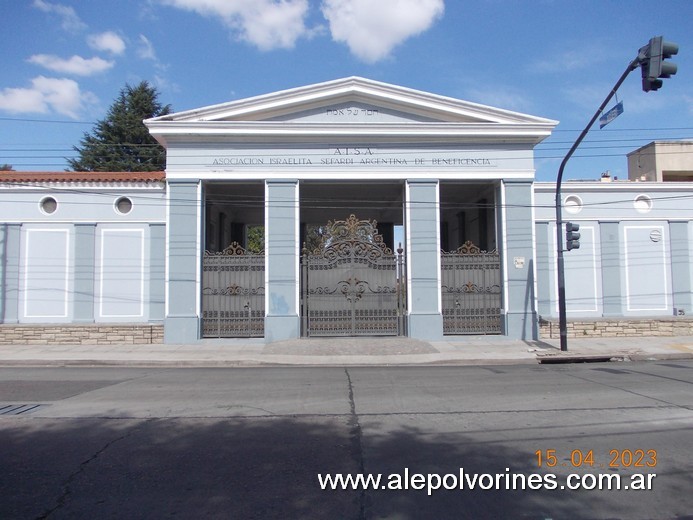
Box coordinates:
[145,77,556,344]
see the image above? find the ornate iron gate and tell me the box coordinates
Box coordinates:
[301,215,406,336]
[202,242,265,338]
[441,241,501,334]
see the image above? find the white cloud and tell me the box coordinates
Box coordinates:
[157,0,310,50]
[137,35,158,61]
[137,35,170,75]
[32,0,87,32]
[153,74,180,94]
[87,31,127,55]
[0,76,96,119]
[321,0,444,63]
[28,54,114,76]
[0,87,45,115]
[136,35,172,90]
[243,0,309,49]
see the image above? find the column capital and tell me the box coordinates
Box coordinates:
[265,179,298,185]
[406,178,438,185]
[502,179,534,185]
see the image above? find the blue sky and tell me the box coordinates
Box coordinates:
[1,0,691,181]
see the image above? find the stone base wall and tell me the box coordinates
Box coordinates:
[0,324,164,345]
[539,318,693,339]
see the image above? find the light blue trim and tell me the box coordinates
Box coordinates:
[73,223,96,322]
[149,223,166,321]
[599,221,623,316]
[0,224,21,324]
[265,180,300,341]
[406,180,443,340]
[164,181,201,343]
[501,181,536,340]
[534,221,551,318]
[669,221,692,315]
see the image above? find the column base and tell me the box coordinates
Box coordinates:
[164,315,200,344]
[265,314,300,342]
[407,313,444,341]
[503,311,538,340]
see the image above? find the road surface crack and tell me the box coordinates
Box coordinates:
[345,368,367,520]
[567,372,693,411]
[35,420,150,519]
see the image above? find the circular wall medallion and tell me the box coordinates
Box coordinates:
[39,196,58,215]
[634,194,653,213]
[115,196,133,215]
[564,195,583,214]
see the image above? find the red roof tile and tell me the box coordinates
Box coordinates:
[0,171,166,183]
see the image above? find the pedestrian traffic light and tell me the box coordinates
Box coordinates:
[565,222,580,251]
[639,36,678,92]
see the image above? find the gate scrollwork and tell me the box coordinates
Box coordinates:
[441,240,501,335]
[301,215,405,337]
[303,214,392,262]
[202,241,265,338]
[205,241,264,257]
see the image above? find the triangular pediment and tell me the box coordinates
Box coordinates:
[148,77,556,126]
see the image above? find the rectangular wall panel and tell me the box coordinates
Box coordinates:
[563,225,600,313]
[550,223,601,317]
[98,228,145,319]
[22,228,70,319]
[624,225,670,312]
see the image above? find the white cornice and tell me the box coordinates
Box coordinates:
[533,181,693,192]
[147,121,555,145]
[164,169,535,182]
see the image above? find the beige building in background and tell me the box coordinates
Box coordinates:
[628,140,693,182]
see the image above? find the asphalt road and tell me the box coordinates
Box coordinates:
[1,361,691,519]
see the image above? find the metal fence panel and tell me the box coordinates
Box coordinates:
[202,243,265,338]
[441,241,501,335]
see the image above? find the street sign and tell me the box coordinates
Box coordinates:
[599,101,623,128]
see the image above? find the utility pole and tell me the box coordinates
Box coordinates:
[555,36,678,351]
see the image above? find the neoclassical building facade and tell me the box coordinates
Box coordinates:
[2,78,692,345]
[145,77,556,343]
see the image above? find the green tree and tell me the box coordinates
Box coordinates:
[246,225,265,253]
[68,81,171,172]
[303,224,328,253]
[0,164,14,171]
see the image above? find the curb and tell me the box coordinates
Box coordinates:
[0,352,691,368]
[0,358,539,368]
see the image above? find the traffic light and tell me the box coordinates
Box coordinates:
[565,222,580,251]
[639,36,678,92]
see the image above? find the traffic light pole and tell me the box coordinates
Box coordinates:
[555,57,640,351]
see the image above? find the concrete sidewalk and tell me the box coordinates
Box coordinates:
[0,334,692,367]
